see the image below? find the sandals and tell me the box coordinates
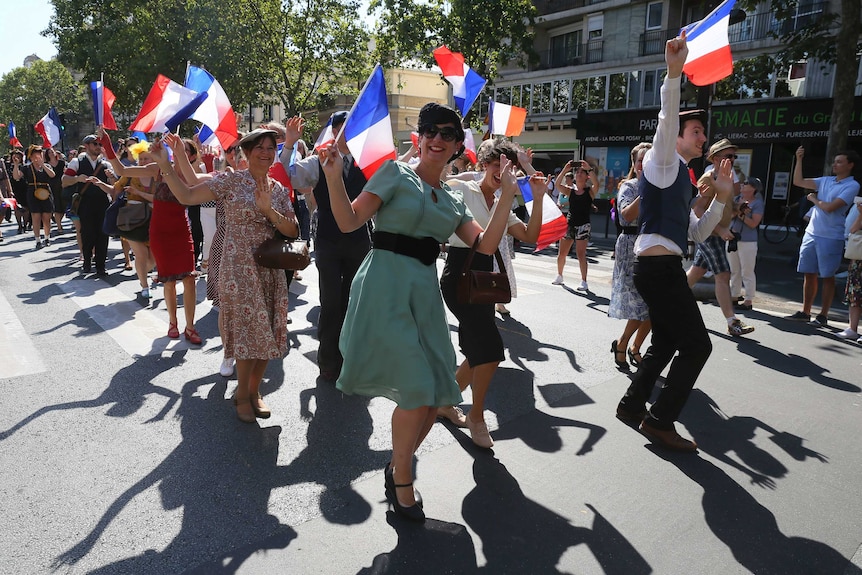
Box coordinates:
[611,340,629,369]
[184,327,202,345]
[167,323,180,339]
[628,348,643,367]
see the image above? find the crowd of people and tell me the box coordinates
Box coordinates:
[2,32,860,525]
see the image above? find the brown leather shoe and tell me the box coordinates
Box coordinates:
[616,405,647,425]
[639,420,698,452]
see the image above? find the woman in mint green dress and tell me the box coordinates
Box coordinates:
[320,103,518,522]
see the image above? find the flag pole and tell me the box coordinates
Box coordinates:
[322,63,382,166]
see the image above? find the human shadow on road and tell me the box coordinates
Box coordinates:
[650,447,861,575]
[726,332,860,392]
[0,350,186,441]
[459,434,651,574]
[496,314,580,374]
[52,376,300,574]
[679,390,827,489]
[356,512,479,574]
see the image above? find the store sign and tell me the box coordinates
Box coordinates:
[710,97,862,143]
[579,97,862,145]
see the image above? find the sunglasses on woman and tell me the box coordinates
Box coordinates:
[419,125,459,142]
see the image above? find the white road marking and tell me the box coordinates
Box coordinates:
[0,291,47,378]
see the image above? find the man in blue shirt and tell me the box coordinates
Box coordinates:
[785,148,860,326]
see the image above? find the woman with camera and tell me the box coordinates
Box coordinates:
[728,177,764,311]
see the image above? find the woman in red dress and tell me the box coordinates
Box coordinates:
[101,130,201,343]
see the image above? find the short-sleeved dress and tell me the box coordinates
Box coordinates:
[337,160,472,409]
[208,171,292,360]
[608,178,648,321]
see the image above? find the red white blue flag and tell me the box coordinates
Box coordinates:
[488,100,527,137]
[8,121,22,148]
[343,64,397,179]
[184,66,238,149]
[34,108,62,147]
[90,81,118,130]
[681,0,736,86]
[314,117,335,152]
[433,46,487,117]
[463,128,478,164]
[130,75,208,134]
[518,177,568,252]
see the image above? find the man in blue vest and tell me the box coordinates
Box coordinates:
[615,32,735,452]
[281,112,371,380]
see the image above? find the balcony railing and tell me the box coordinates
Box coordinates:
[535,39,604,70]
[639,29,676,56]
[534,0,608,16]
[639,3,827,56]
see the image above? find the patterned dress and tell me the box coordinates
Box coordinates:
[208,171,293,360]
[608,179,649,321]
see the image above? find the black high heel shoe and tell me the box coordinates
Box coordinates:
[611,340,629,369]
[384,463,423,508]
[386,482,426,523]
[627,348,643,367]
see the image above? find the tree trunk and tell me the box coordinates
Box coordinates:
[823,0,861,175]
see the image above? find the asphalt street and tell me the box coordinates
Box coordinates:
[1,218,861,575]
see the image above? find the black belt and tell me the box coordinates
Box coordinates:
[373,231,440,266]
[621,227,639,235]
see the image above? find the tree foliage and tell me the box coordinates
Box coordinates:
[43,0,372,127]
[369,0,538,82]
[0,60,87,152]
[714,54,791,100]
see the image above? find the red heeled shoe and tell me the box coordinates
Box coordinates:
[167,323,180,339]
[184,327,202,345]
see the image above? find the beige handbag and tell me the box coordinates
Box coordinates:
[844,231,862,261]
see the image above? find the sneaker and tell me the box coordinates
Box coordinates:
[837,328,859,340]
[44,238,50,246]
[576,280,589,292]
[437,405,468,428]
[140,287,150,299]
[857,336,862,345]
[34,240,42,250]
[785,311,811,322]
[733,302,753,311]
[811,314,828,327]
[551,274,564,285]
[728,319,755,336]
[219,357,236,377]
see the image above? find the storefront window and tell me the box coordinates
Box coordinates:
[572,78,588,111]
[587,75,607,110]
[553,79,570,113]
[534,82,552,114]
[608,73,627,110]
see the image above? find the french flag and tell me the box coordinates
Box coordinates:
[90,81,118,130]
[518,177,568,252]
[34,108,62,147]
[432,46,487,117]
[8,121,22,148]
[184,66,238,150]
[488,100,527,137]
[343,64,397,179]
[129,75,208,134]
[313,117,334,152]
[463,128,478,164]
[681,0,736,86]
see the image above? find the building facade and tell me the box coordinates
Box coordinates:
[492,0,861,223]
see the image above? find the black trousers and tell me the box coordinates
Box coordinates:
[188,205,203,263]
[314,238,370,372]
[79,195,109,272]
[618,255,712,429]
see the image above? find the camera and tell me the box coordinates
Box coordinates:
[727,232,742,252]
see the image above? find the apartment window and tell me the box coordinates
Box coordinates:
[587,15,604,40]
[551,30,584,67]
[646,2,663,30]
[511,85,522,107]
[643,70,657,106]
[522,84,533,111]
[587,75,607,110]
[496,86,512,105]
[572,78,589,111]
[627,71,642,108]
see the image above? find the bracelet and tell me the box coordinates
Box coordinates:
[159,166,173,177]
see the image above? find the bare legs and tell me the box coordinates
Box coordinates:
[557,237,574,276]
[162,275,197,331]
[127,240,154,290]
[390,406,437,506]
[616,319,652,361]
[801,272,835,318]
[456,360,499,422]
[575,238,588,282]
[32,211,51,243]
[234,358,270,421]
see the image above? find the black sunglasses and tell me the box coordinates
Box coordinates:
[420,125,458,142]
